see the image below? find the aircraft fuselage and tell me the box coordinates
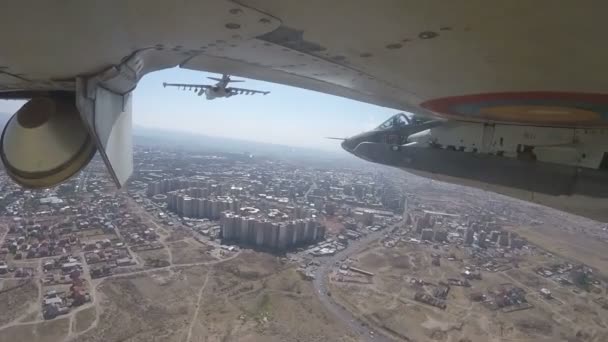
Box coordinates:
[343,117,608,221]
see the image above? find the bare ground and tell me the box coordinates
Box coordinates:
[0,318,69,342]
[0,279,38,326]
[73,265,209,342]
[330,244,608,342]
[169,239,217,265]
[74,306,97,333]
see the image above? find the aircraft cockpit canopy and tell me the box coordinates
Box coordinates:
[376,113,411,130]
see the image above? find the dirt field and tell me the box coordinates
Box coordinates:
[165,229,191,242]
[19,310,40,323]
[330,243,608,341]
[168,239,217,264]
[190,252,359,342]
[322,216,346,235]
[0,318,69,342]
[0,279,38,326]
[133,247,170,267]
[63,251,358,342]
[74,306,97,333]
[74,266,209,342]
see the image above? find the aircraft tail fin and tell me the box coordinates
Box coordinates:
[209,74,244,83]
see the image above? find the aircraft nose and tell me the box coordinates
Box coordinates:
[341,138,360,155]
[341,138,353,153]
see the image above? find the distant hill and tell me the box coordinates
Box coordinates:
[133,125,365,167]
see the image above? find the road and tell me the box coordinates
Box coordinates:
[74,170,89,193]
[185,270,212,342]
[311,228,396,342]
[304,182,317,199]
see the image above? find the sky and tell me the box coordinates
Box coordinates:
[0,67,400,152]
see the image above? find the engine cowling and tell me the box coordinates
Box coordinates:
[0,96,97,188]
[205,87,219,100]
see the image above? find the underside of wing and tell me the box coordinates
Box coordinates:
[227,87,269,95]
[1,1,608,128]
[162,82,210,92]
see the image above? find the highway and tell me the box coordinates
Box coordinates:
[311,228,396,342]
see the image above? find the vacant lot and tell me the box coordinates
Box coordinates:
[74,306,97,333]
[330,244,608,341]
[168,239,217,265]
[133,247,170,267]
[73,265,209,342]
[191,260,359,342]
[67,251,357,342]
[0,279,38,326]
[0,318,69,342]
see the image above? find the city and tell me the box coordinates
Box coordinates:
[0,139,607,342]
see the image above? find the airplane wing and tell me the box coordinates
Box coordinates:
[3,1,607,126]
[2,1,608,221]
[227,87,269,96]
[162,82,211,92]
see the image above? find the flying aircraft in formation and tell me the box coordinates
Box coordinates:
[1,1,607,221]
[163,74,269,100]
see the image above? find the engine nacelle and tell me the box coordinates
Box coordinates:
[0,96,96,188]
[204,88,218,100]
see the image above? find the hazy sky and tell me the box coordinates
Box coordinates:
[0,67,400,152]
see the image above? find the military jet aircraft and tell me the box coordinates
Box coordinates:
[341,112,608,221]
[163,74,269,100]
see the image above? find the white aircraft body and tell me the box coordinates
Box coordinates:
[1,1,608,221]
[163,74,269,100]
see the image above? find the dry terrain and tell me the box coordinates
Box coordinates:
[168,239,218,265]
[73,306,97,333]
[71,252,359,342]
[0,279,39,326]
[0,249,359,342]
[505,224,608,278]
[329,241,608,341]
[74,265,211,342]
[189,251,358,342]
[0,318,69,342]
[133,247,171,267]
